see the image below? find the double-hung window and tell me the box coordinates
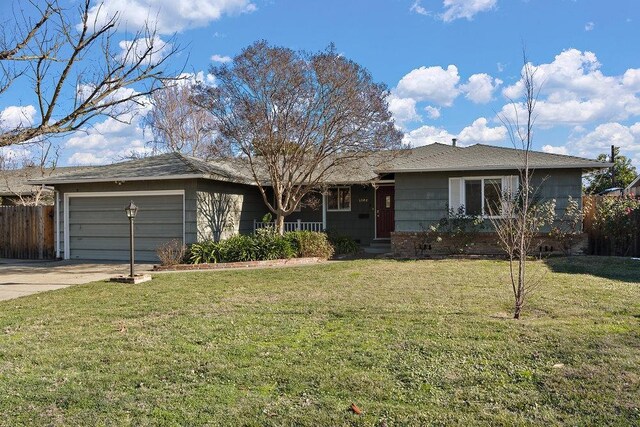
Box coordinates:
[326,187,351,212]
[449,176,518,217]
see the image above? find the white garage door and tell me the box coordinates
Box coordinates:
[66,192,184,262]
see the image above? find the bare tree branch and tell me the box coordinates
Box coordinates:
[0,0,181,147]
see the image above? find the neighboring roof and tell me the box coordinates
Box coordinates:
[626,175,640,190]
[31,152,255,185]
[0,166,90,196]
[376,143,611,173]
[31,143,610,187]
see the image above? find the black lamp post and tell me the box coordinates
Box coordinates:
[125,201,138,278]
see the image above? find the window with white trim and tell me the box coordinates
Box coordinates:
[449,176,518,217]
[326,187,351,211]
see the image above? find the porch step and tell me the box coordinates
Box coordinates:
[364,240,391,254]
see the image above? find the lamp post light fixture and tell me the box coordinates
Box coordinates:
[125,201,138,278]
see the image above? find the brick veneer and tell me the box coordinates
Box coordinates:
[391,231,588,259]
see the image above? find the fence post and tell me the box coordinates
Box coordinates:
[37,206,44,259]
[253,219,257,233]
[297,219,301,231]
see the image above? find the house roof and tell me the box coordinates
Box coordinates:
[376,143,611,173]
[0,166,90,196]
[30,152,256,185]
[31,143,610,187]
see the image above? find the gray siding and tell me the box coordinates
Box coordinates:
[395,169,584,232]
[324,185,376,245]
[195,179,266,239]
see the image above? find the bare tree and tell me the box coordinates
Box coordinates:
[0,0,179,148]
[145,79,229,159]
[490,54,556,319]
[197,41,403,234]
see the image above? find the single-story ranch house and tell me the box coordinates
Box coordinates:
[32,143,609,262]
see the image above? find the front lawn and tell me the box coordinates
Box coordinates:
[1,257,639,425]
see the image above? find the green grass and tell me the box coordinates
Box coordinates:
[1,257,639,426]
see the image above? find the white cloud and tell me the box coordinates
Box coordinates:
[572,122,640,158]
[387,94,421,128]
[441,0,497,22]
[119,36,172,65]
[541,145,569,155]
[542,122,640,166]
[460,73,502,104]
[395,65,461,106]
[457,117,507,143]
[63,69,219,166]
[622,68,640,91]
[211,54,232,63]
[65,90,152,165]
[0,105,36,130]
[424,106,441,119]
[86,0,257,34]
[585,21,595,31]
[410,0,430,16]
[176,71,217,87]
[500,49,640,126]
[403,117,506,147]
[402,125,455,147]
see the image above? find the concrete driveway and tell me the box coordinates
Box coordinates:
[0,259,155,301]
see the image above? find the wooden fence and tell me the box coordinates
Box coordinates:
[0,205,55,259]
[582,195,640,257]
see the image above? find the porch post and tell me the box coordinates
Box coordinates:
[322,193,327,231]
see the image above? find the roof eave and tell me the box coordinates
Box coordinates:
[30,173,209,185]
[375,164,612,174]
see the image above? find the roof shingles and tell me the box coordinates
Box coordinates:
[29,144,610,187]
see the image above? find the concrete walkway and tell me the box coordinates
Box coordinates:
[0,259,154,301]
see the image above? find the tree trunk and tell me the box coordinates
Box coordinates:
[275,213,285,235]
[513,302,522,319]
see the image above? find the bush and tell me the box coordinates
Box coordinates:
[591,195,640,256]
[188,240,221,264]
[329,235,360,255]
[217,234,259,262]
[188,232,297,264]
[156,239,187,266]
[285,231,334,259]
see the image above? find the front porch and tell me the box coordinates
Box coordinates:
[252,183,396,246]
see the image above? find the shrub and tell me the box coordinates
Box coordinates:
[187,231,328,264]
[329,235,360,255]
[254,232,296,260]
[188,240,221,264]
[156,239,188,266]
[592,195,640,256]
[286,231,334,259]
[549,196,582,255]
[217,234,259,262]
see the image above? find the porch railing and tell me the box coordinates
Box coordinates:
[254,219,324,233]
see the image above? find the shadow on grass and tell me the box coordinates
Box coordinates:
[543,256,640,284]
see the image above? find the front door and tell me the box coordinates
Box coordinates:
[376,186,395,238]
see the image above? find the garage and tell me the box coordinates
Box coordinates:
[64,191,184,262]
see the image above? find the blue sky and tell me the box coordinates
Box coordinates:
[1,0,639,167]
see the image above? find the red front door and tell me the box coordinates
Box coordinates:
[376,186,395,238]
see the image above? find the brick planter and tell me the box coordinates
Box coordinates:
[153,257,323,271]
[391,231,588,259]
